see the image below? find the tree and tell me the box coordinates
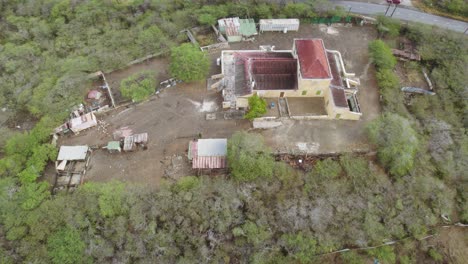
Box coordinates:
[227,132,274,181]
[369,40,397,70]
[367,113,419,177]
[244,94,267,120]
[280,232,317,263]
[119,71,156,102]
[169,43,210,82]
[47,228,87,264]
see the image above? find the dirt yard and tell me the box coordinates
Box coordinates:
[53,23,380,187]
[231,24,381,154]
[56,83,250,188]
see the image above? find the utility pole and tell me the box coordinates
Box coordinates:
[391,4,399,17]
[347,7,352,17]
[385,3,392,16]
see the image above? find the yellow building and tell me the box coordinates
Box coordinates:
[218,39,361,120]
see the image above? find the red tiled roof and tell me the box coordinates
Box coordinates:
[295,39,331,79]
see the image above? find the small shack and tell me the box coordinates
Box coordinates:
[123,133,148,152]
[259,19,300,33]
[188,139,227,170]
[69,112,97,134]
[55,145,92,191]
[218,17,257,42]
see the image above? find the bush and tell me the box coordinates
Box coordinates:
[428,248,443,262]
[367,113,419,177]
[369,40,397,70]
[244,95,267,120]
[339,251,366,264]
[376,15,401,38]
[172,176,200,192]
[312,158,342,181]
[170,43,210,82]
[280,232,317,263]
[227,132,274,181]
[47,228,87,264]
[367,246,396,264]
[120,71,156,102]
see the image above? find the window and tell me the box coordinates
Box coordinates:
[316,90,322,95]
[302,90,307,96]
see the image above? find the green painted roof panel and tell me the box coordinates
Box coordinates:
[239,19,257,37]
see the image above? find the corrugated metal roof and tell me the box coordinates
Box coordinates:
[57,146,89,161]
[197,139,227,156]
[123,133,148,151]
[295,39,332,79]
[69,112,97,133]
[219,17,240,37]
[259,19,300,25]
[189,139,227,169]
[239,19,257,36]
[193,156,227,169]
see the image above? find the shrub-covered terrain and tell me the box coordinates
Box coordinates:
[0,1,467,263]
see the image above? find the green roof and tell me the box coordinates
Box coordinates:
[107,141,121,150]
[239,19,257,37]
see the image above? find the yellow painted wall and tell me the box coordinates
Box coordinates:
[297,78,331,93]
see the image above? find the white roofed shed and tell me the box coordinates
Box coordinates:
[57,146,90,161]
[259,19,300,32]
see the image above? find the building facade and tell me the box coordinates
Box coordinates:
[217,38,362,120]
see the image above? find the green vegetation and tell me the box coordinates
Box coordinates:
[0,1,466,263]
[244,94,268,120]
[227,132,274,181]
[367,113,419,177]
[172,176,201,192]
[376,15,401,38]
[119,71,156,102]
[369,39,397,69]
[427,248,443,262]
[419,0,468,18]
[367,246,396,264]
[369,39,407,116]
[170,43,210,82]
[47,228,87,264]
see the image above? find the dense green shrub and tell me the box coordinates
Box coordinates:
[119,71,156,102]
[172,176,201,192]
[376,15,401,38]
[170,43,210,82]
[421,0,468,17]
[369,40,397,70]
[47,228,87,264]
[244,94,267,120]
[227,132,274,181]
[367,114,419,177]
[368,246,396,264]
[280,232,317,263]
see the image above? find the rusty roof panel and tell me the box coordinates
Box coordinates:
[295,39,331,79]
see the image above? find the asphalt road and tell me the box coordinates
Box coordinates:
[332,1,468,33]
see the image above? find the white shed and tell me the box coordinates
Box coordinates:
[259,19,300,33]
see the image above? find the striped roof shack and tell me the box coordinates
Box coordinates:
[189,139,227,169]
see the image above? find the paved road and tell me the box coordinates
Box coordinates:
[332,1,468,33]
